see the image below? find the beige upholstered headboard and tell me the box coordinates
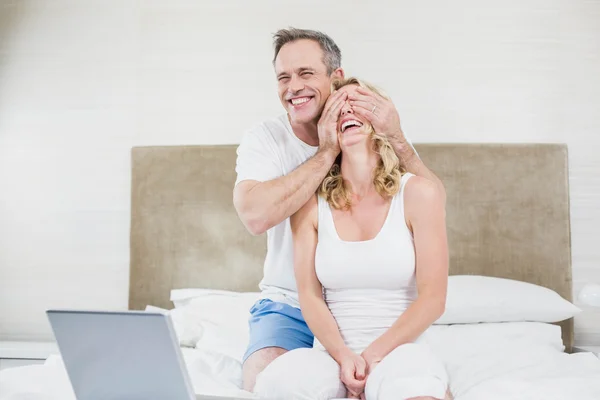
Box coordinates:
[129,143,573,351]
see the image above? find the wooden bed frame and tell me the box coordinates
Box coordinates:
[128,143,574,351]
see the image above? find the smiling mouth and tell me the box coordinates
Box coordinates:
[341,119,363,133]
[288,96,313,107]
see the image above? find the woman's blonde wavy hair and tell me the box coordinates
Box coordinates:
[318,77,405,210]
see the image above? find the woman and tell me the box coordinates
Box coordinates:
[254,77,451,400]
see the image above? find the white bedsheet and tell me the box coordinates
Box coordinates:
[424,322,600,399]
[455,352,600,400]
[2,323,600,400]
[0,349,256,400]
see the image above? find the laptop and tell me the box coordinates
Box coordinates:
[47,309,251,400]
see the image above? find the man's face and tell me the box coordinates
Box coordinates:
[274,39,343,124]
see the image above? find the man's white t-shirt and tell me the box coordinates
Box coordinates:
[235,113,318,308]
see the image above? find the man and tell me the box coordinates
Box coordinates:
[233,27,446,392]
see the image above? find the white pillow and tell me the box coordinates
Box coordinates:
[145,305,205,348]
[434,275,581,325]
[169,289,260,361]
[167,275,580,357]
[178,293,257,332]
[170,288,260,309]
[145,301,251,361]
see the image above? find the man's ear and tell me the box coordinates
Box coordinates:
[331,67,345,80]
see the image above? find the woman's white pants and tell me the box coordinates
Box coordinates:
[254,343,448,400]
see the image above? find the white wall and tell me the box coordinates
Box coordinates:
[1,0,599,344]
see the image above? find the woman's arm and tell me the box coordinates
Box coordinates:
[361,176,449,364]
[290,195,353,364]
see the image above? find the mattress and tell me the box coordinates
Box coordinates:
[1,320,599,400]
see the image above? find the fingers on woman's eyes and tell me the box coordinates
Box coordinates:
[353,107,372,121]
[356,86,375,97]
[336,95,348,110]
[325,92,340,109]
[326,89,343,105]
[357,86,384,102]
[330,95,347,117]
[350,100,371,111]
[334,90,347,102]
[348,93,369,103]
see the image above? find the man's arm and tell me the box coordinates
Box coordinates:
[234,148,336,235]
[234,90,348,235]
[390,137,447,204]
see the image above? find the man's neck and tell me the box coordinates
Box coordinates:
[288,115,319,147]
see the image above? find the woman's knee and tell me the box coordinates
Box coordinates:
[384,343,448,380]
[365,343,449,400]
[254,348,345,400]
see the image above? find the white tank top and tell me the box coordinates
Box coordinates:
[314,172,418,354]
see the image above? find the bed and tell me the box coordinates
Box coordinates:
[1,143,599,400]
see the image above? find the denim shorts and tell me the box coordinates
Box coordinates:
[242,298,314,363]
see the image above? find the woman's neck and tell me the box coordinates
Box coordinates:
[340,143,379,199]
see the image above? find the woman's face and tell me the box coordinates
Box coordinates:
[336,84,370,150]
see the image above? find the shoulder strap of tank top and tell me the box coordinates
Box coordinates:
[393,172,415,217]
[400,172,415,192]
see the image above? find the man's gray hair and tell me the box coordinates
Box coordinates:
[272,27,342,74]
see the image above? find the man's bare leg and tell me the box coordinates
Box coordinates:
[242,347,288,392]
